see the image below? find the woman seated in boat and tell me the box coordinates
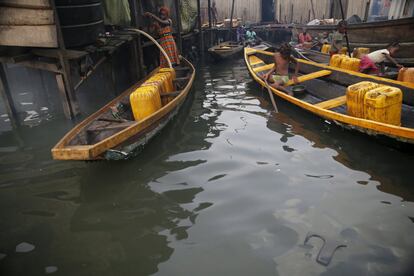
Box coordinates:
[298,28,313,49]
[262,44,299,94]
[359,42,404,76]
[329,21,346,56]
[145,7,180,68]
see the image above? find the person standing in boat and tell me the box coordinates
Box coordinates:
[262,44,300,94]
[211,1,218,26]
[329,21,346,56]
[359,42,404,75]
[145,7,180,68]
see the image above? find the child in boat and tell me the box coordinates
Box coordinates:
[145,7,180,68]
[359,42,404,75]
[263,44,299,94]
[329,21,346,56]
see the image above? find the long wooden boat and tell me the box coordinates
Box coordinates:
[294,17,414,59]
[244,47,414,146]
[51,57,195,161]
[208,41,244,60]
[292,46,414,67]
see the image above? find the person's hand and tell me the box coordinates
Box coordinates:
[264,73,269,80]
[397,64,405,70]
[293,76,299,84]
[144,12,152,18]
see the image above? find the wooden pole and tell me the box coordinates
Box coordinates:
[310,0,316,20]
[228,0,235,41]
[49,0,79,119]
[0,64,19,128]
[129,0,141,80]
[197,0,204,56]
[338,0,352,56]
[207,0,213,47]
[290,3,294,23]
[279,2,281,23]
[136,0,146,75]
[208,0,212,28]
[174,0,183,53]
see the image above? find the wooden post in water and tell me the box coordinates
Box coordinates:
[49,0,79,119]
[174,0,183,53]
[338,0,352,56]
[197,0,204,56]
[0,64,19,128]
[129,0,142,80]
[207,0,213,46]
[228,0,235,41]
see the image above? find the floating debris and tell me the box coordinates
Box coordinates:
[15,242,35,253]
[45,266,58,274]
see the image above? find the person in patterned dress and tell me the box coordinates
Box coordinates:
[145,7,180,68]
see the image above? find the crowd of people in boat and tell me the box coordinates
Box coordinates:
[293,21,404,75]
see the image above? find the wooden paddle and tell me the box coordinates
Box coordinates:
[264,79,279,113]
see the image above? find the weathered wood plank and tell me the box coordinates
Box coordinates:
[0,0,51,8]
[0,7,54,25]
[0,25,57,47]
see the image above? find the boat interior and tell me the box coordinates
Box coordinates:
[248,51,414,129]
[67,60,194,147]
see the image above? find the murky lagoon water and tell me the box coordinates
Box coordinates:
[1,58,414,276]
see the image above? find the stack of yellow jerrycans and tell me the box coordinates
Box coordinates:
[129,68,176,121]
[321,45,348,55]
[329,54,361,72]
[346,81,403,126]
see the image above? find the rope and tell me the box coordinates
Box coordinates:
[125,28,173,69]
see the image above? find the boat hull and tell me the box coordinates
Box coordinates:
[244,47,414,146]
[51,58,195,161]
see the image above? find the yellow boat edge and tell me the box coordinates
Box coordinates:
[244,47,414,144]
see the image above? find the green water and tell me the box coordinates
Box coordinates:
[0,58,414,276]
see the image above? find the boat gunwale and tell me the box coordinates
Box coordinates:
[244,48,414,143]
[51,57,195,160]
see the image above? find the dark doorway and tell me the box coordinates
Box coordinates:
[262,0,275,22]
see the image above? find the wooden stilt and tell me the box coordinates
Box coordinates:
[174,0,183,53]
[197,0,204,57]
[228,0,235,41]
[49,0,79,119]
[0,64,19,128]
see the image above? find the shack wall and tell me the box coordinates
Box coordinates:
[203,0,261,23]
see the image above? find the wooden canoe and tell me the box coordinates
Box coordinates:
[51,57,195,161]
[244,47,414,146]
[294,17,414,59]
[292,46,414,68]
[208,41,244,60]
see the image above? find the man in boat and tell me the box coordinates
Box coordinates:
[298,28,313,49]
[262,44,300,94]
[145,7,180,68]
[359,42,404,75]
[237,25,246,44]
[246,27,257,46]
[329,21,346,56]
